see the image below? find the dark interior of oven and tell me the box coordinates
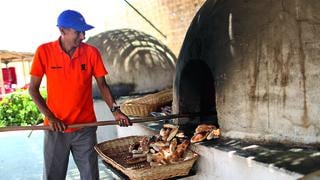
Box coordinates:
[178,60,219,128]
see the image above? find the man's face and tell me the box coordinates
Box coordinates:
[62,28,86,48]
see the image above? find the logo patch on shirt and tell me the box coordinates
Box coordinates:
[81,64,86,70]
[51,66,62,69]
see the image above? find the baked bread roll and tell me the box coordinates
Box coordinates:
[139,136,150,152]
[160,128,171,141]
[191,124,218,143]
[163,124,179,129]
[167,127,178,141]
[169,138,177,154]
[195,124,216,133]
[147,152,165,164]
[154,141,168,148]
[160,124,179,141]
[175,131,185,138]
[191,131,209,143]
[207,128,220,140]
[171,140,190,162]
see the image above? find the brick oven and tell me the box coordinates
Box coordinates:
[111,0,320,179]
[172,0,320,145]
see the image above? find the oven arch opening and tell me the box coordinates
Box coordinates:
[178,60,218,127]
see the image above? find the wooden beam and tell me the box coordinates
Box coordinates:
[22,58,26,86]
[0,57,4,98]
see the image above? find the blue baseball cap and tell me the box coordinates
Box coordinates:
[57,10,94,31]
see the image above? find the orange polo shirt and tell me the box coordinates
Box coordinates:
[30,38,108,132]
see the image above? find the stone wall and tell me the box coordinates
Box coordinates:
[100,0,206,56]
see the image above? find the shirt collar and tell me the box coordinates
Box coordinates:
[54,36,83,59]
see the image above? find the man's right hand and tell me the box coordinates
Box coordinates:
[47,117,67,132]
[29,75,67,132]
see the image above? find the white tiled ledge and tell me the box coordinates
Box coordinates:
[117,122,320,180]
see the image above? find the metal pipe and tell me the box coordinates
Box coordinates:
[123,0,167,39]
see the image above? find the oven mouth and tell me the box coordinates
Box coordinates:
[175,60,219,128]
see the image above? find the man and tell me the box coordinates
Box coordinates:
[28,9,132,180]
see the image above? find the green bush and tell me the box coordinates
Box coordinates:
[0,89,46,127]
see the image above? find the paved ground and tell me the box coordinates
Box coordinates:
[0,100,120,180]
[0,131,121,180]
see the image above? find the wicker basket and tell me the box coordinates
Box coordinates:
[120,89,172,117]
[120,101,158,117]
[95,136,199,180]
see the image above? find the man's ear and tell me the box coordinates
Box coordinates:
[59,27,65,35]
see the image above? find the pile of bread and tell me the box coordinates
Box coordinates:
[191,124,220,143]
[126,124,192,166]
[125,123,220,165]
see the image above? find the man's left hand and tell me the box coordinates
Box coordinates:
[113,110,132,127]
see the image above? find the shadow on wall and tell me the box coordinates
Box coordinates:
[87,29,177,98]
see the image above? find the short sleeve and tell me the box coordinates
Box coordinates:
[92,47,108,78]
[30,46,45,77]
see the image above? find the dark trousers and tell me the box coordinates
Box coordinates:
[43,127,99,180]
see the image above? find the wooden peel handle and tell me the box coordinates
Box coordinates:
[0,113,204,132]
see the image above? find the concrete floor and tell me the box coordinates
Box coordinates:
[0,131,120,180]
[0,100,120,180]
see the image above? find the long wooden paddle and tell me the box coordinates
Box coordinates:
[0,113,202,132]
